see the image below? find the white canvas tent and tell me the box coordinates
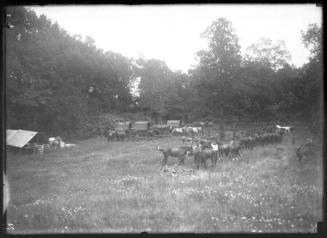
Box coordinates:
[6,129,38,148]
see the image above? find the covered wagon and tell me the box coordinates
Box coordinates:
[131,121,155,138]
[167,120,181,128]
[151,124,171,136]
[115,121,132,131]
[132,121,151,131]
[111,121,132,141]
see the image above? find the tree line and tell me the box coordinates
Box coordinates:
[6,7,322,139]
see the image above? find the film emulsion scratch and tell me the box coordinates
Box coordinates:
[4,4,323,234]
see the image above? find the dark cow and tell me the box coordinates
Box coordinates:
[157,146,193,166]
[192,145,218,169]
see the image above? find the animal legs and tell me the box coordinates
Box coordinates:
[162,156,168,166]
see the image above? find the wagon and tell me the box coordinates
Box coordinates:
[167,120,181,128]
[115,121,132,131]
[131,121,154,139]
[151,124,171,136]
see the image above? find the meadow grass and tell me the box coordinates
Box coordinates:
[5,128,323,233]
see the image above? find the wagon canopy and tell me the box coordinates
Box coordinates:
[6,129,38,148]
[167,120,180,128]
[115,121,131,131]
[151,124,170,129]
[132,121,150,131]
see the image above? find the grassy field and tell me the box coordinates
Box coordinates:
[6,127,323,233]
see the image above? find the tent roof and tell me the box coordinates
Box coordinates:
[6,129,38,148]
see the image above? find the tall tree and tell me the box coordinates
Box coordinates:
[301,23,322,62]
[191,18,242,119]
[244,38,292,71]
[300,23,322,138]
[135,59,174,121]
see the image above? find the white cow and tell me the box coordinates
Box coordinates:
[48,136,62,150]
[172,127,185,134]
[184,126,203,134]
[211,143,219,151]
[276,125,293,133]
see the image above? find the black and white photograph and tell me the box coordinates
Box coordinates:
[4,4,323,233]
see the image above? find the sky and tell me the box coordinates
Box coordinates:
[30,4,322,73]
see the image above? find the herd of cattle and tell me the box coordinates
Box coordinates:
[103,121,214,142]
[157,124,295,169]
[102,121,315,169]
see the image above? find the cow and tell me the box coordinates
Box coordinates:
[276,125,294,134]
[157,146,193,166]
[192,144,218,169]
[171,127,185,135]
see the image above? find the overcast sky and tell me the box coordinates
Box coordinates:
[30,4,322,73]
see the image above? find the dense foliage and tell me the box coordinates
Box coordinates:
[6,7,133,138]
[6,7,323,139]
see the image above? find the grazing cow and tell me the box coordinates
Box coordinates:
[229,140,242,158]
[192,144,217,169]
[157,146,192,166]
[219,140,241,160]
[172,127,185,135]
[180,146,194,156]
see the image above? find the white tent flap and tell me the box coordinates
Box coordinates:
[6,129,38,148]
